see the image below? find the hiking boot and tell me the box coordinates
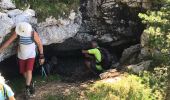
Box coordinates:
[24,88,31,99]
[30,81,35,94]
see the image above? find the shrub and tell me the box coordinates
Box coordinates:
[85,74,159,100]
[13,0,79,22]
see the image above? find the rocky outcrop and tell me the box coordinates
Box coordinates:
[127,60,152,74]
[0,0,82,62]
[78,0,150,58]
[0,0,16,9]
[36,12,82,45]
[120,44,141,64]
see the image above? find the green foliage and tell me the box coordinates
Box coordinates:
[139,68,168,100]
[138,1,170,60]
[13,0,79,22]
[85,74,160,100]
[139,0,170,99]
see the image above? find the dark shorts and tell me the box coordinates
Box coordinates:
[90,60,103,74]
[18,58,35,74]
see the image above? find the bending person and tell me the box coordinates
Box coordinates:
[82,41,103,75]
[0,22,45,97]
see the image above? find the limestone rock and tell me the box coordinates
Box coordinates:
[99,34,113,43]
[7,9,23,18]
[120,44,141,64]
[10,9,37,25]
[127,60,152,74]
[0,12,14,42]
[37,12,82,45]
[99,69,120,79]
[0,0,16,10]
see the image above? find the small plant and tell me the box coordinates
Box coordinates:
[85,74,160,100]
[13,0,79,22]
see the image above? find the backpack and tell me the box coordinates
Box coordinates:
[97,48,112,70]
[3,86,8,100]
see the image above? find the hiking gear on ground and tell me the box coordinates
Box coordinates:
[97,48,112,70]
[15,22,32,37]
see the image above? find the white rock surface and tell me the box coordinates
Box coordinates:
[127,60,152,74]
[0,0,16,9]
[37,12,82,45]
[0,12,14,38]
[9,9,37,25]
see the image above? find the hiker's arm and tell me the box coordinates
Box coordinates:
[82,50,94,58]
[0,32,17,53]
[34,31,43,54]
[82,50,89,54]
[34,31,45,65]
[9,96,15,100]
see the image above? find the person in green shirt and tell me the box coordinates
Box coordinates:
[82,41,103,74]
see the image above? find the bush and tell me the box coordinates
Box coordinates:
[13,0,79,22]
[138,0,170,65]
[85,74,160,100]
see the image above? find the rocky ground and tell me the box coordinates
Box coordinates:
[15,69,121,100]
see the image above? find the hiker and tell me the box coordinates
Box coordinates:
[0,22,45,97]
[82,41,112,75]
[0,73,15,100]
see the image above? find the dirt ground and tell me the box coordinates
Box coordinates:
[16,69,121,100]
[15,80,93,100]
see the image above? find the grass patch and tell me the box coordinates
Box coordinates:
[13,0,80,22]
[85,74,163,100]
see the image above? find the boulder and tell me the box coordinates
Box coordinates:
[9,9,37,25]
[127,60,152,74]
[0,0,16,10]
[120,44,141,64]
[0,12,14,38]
[36,12,82,45]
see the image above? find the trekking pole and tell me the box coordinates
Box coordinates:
[41,65,47,77]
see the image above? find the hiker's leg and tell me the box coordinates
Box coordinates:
[23,72,27,79]
[19,59,27,78]
[26,70,32,86]
[84,60,91,69]
[25,58,35,86]
[84,60,97,74]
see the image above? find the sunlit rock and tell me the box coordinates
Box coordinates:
[0,0,16,9]
[127,60,152,74]
[10,9,37,25]
[37,12,82,45]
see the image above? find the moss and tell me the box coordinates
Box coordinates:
[13,0,79,22]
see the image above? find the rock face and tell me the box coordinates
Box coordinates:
[0,0,16,9]
[120,44,141,64]
[0,0,82,61]
[36,12,82,45]
[0,0,152,78]
[127,60,152,74]
[79,0,149,44]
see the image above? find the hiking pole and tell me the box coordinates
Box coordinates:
[41,65,47,77]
